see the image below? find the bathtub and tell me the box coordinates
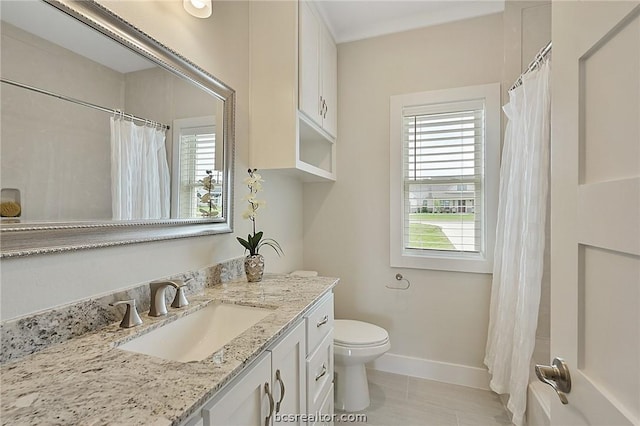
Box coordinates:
[527,381,551,426]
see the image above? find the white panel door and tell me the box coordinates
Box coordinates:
[550,2,640,425]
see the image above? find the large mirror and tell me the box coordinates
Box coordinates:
[0,0,235,257]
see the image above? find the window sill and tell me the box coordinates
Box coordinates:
[391,250,493,274]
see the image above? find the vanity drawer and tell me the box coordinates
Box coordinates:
[305,292,334,356]
[306,329,333,414]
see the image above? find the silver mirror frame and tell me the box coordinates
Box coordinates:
[0,0,235,258]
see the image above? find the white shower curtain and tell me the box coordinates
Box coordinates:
[110,117,170,220]
[484,59,551,426]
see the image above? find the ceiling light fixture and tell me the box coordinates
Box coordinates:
[183,0,212,18]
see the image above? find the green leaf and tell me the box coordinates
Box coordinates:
[258,238,284,256]
[236,237,251,252]
[254,231,263,244]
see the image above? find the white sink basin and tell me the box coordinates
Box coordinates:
[117,302,273,362]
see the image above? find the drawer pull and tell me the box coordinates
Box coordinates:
[316,315,329,328]
[264,382,274,426]
[315,363,327,381]
[275,369,286,413]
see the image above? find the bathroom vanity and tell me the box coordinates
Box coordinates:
[188,292,335,426]
[0,274,338,425]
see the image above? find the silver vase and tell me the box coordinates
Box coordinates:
[244,254,265,282]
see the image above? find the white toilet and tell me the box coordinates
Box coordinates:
[334,319,390,412]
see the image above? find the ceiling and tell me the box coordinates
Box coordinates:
[2,1,505,69]
[314,0,505,43]
[1,0,155,74]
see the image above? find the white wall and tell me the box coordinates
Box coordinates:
[303,13,504,371]
[1,23,122,221]
[0,1,303,321]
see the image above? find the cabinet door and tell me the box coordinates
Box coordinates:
[270,320,306,425]
[299,0,321,126]
[320,28,337,138]
[306,330,334,414]
[203,352,273,426]
[311,384,334,426]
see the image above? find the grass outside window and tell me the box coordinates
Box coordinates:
[408,213,475,251]
[410,213,474,222]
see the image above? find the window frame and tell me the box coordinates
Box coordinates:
[171,116,222,219]
[390,83,501,273]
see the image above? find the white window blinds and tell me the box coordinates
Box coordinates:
[403,100,484,253]
[178,125,222,218]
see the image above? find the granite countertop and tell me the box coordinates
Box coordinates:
[0,274,338,425]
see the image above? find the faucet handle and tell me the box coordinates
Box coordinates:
[170,280,189,309]
[110,299,143,328]
[170,286,189,308]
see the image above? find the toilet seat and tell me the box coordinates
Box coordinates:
[334,319,389,347]
[333,319,391,412]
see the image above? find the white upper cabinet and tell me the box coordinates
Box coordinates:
[299,1,337,138]
[321,29,338,137]
[249,0,337,181]
[298,2,321,124]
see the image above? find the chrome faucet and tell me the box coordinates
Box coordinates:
[148,279,190,317]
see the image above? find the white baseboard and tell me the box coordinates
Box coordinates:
[368,352,491,390]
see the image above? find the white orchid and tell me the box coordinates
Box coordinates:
[242,208,255,220]
[243,173,264,189]
[236,169,283,257]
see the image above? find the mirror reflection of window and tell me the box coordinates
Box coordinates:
[172,116,223,219]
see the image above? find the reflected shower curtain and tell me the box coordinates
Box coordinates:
[484,59,551,426]
[110,117,170,220]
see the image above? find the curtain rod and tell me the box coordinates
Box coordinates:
[509,41,552,92]
[0,78,170,131]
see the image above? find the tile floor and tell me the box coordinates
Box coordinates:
[336,370,513,426]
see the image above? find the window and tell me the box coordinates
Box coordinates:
[390,84,500,273]
[171,116,223,219]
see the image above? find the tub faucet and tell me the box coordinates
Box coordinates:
[148,279,189,317]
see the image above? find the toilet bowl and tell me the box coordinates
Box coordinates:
[334,319,390,412]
